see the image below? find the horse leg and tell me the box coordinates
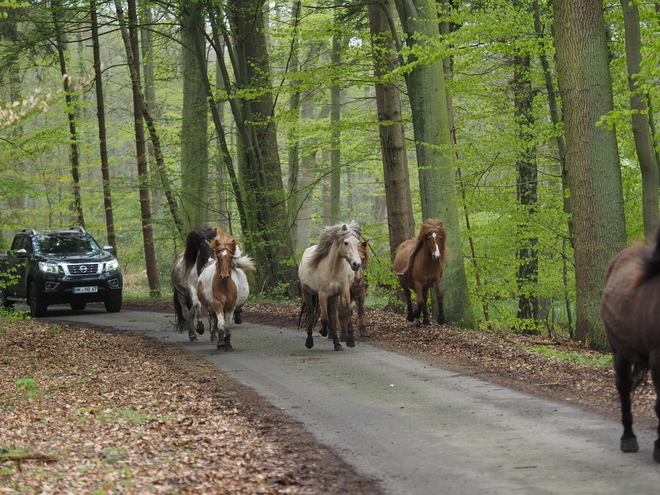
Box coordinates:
[613,352,639,453]
[355,287,368,337]
[415,285,431,325]
[340,290,355,348]
[221,310,234,352]
[208,311,219,346]
[327,296,343,351]
[318,292,330,338]
[402,286,414,322]
[433,279,446,325]
[302,290,315,349]
[215,310,230,351]
[651,353,660,462]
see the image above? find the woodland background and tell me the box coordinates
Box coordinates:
[0,0,658,349]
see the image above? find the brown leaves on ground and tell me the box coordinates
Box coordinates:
[0,314,381,494]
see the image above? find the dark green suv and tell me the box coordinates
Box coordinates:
[0,227,122,317]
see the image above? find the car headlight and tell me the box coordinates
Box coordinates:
[38,261,59,274]
[105,259,120,272]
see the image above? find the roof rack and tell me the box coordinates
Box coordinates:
[21,228,38,235]
[68,226,87,234]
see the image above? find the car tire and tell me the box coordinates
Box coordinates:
[70,301,87,311]
[29,283,48,318]
[104,297,122,313]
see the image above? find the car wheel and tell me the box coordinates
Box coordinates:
[104,297,122,313]
[70,301,86,311]
[0,290,14,310]
[29,283,48,318]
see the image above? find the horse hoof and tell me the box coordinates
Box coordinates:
[334,343,343,351]
[305,338,314,349]
[422,319,431,326]
[189,336,198,342]
[621,436,639,453]
[196,326,205,335]
[224,345,234,352]
[320,328,328,337]
[360,332,371,338]
[346,339,355,348]
[235,309,243,324]
[406,314,415,323]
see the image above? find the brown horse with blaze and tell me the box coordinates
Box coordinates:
[393,219,447,325]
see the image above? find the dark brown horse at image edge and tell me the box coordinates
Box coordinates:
[601,226,660,463]
[393,219,447,325]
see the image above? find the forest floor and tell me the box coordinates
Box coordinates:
[1,299,657,493]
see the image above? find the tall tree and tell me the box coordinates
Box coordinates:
[553,0,627,348]
[393,0,475,328]
[51,0,84,227]
[329,0,341,224]
[90,0,117,254]
[180,0,209,231]
[115,0,160,295]
[368,0,415,257]
[620,0,659,237]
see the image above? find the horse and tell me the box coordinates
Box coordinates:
[197,232,255,351]
[171,226,221,341]
[393,219,447,326]
[298,221,362,351]
[339,239,370,341]
[601,227,660,463]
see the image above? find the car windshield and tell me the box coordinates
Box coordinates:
[33,235,102,256]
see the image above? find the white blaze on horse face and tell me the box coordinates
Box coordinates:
[432,232,441,261]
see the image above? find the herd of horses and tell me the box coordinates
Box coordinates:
[170,219,660,464]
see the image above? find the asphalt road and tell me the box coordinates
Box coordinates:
[42,307,660,494]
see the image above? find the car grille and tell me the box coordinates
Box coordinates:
[67,264,99,275]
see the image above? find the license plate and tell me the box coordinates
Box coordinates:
[72,286,98,294]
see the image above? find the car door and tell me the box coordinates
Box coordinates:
[6,236,29,297]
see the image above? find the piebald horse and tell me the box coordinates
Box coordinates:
[171,226,221,341]
[197,232,255,351]
[298,221,362,351]
[393,219,447,325]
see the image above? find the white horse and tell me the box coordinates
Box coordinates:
[197,233,255,351]
[298,221,362,351]
[171,227,220,341]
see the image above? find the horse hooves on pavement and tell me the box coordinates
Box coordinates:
[189,336,198,342]
[217,343,234,352]
[621,436,639,453]
[196,326,205,335]
[320,328,328,337]
[305,337,314,349]
[333,343,343,351]
[346,339,355,348]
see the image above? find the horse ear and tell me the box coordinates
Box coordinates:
[209,238,219,250]
[342,224,347,231]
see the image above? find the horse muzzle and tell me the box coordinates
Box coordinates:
[351,261,362,271]
[220,275,231,284]
[432,254,442,262]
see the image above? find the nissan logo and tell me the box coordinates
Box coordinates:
[80,265,87,273]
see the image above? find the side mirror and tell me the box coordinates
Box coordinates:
[14,249,28,258]
[103,245,114,252]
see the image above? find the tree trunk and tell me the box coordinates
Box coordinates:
[52,0,84,227]
[330,2,341,224]
[180,0,209,231]
[553,0,627,349]
[513,54,539,331]
[393,0,475,329]
[620,0,659,237]
[115,0,160,296]
[90,0,117,255]
[368,0,415,258]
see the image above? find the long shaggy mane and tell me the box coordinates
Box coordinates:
[309,220,362,268]
[183,226,220,271]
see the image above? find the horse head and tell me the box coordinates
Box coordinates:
[338,223,362,272]
[353,240,369,286]
[419,219,447,263]
[210,234,238,284]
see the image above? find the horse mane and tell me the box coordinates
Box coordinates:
[309,221,362,268]
[403,219,446,278]
[211,234,256,273]
[637,225,660,286]
[183,226,219,271]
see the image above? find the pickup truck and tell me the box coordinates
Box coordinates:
[0,227,122,317]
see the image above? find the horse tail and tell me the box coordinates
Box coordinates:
[298,295,320,330]
[631,364,651,393]
[636,226,660,285]
[233,253,256,272]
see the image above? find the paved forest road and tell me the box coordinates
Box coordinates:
[43,308,660,494]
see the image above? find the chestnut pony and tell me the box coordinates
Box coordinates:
[601,227,660,463]
[197,233,255,351]
[298,221,362,351]
[171,226,221,341]
[339,239,369,340]
[393,219,447,325]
